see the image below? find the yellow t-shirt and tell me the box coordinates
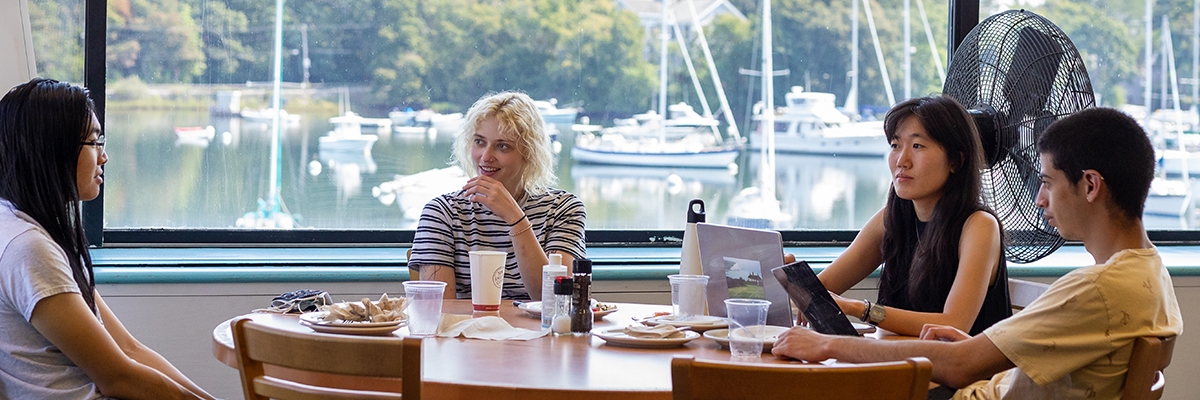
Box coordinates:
[954,248,1182,400]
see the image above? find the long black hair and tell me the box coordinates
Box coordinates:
[877,95,996,311]
[0,78,98,313]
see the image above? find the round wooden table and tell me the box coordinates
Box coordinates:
[213,300,811,399]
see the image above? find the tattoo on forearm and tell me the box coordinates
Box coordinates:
[421,265,447,281]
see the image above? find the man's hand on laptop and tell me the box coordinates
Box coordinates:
[783,253,796,264]
[920,324,969,342]
[772,326,833,361]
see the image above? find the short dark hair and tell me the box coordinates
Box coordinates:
[1036,107,1154,221]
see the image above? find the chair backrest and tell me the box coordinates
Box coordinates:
[407,248,418,280]
[671,356,932,400]
[232,318,422,400]
[1008,278,1050,312]
[1122,335,1177,400]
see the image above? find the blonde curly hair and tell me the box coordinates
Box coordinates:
[450,91,556,196]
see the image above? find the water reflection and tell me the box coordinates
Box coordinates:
[105,110,1194,232]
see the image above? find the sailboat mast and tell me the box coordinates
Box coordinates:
[1165,16,1190,181]
[1194,0,1198,110]
[660,0,670,120]
[846,0,859,113]
[686,0,740,140]
[762,0,776,200]
[862,0,895,106]
[1144,0,1152,122]
[268,0,284,209]
[904,0,911,100]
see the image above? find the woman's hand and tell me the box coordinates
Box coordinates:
[461,175,524,224]
[829,291,864,320]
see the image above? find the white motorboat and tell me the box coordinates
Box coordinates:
[319,114,379,154]
[329,111,392,129]
[239,107,301,126]
[535,98,579,125]
[748,86,889,157]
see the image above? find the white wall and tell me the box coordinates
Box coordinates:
[100,276,1200,400]
[0,0,36,92]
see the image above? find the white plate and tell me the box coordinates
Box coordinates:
[299,320,404,336]
[702,326,791,352]
[299,311,405,328]
[593,328,700,348]
[517,301,618,320]
[643,315,728,332]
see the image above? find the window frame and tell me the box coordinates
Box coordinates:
[79,0,1200,247]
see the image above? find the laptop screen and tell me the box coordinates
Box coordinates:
[771,261,861,337]
[695,223,792,327]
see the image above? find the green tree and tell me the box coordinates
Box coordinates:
[29,0,85,83]
[108,0,207,83]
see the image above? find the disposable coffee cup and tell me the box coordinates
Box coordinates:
[668,274,709,321]
[725,298,771,358]
[469,251,507,311]
[402,281,446,337]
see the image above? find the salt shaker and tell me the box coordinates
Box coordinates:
[551,276,573,336]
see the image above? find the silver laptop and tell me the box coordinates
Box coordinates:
[695,223,793,327]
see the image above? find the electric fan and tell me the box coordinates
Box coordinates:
[942,9,1096,263]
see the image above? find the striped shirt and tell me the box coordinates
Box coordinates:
[409,188,586,300]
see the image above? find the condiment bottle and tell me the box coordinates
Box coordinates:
[552,276,573,336]
[679,199,705,275]
[540,254,568,330]
[570,258,594,335]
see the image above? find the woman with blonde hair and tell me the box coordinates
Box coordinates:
[409,92,586,300]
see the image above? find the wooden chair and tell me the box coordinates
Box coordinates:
[1008,278,1050,312]
[1122,335,1177,400]
[671,356,932,400]
[232,318,422,400]
[407,248,418,281]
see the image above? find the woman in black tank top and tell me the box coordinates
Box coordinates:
[813,96,1010,337]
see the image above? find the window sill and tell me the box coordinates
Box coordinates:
[89,245,1200,284]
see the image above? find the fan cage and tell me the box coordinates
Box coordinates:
[944,10,1095,263]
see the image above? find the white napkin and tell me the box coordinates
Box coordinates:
[435,314,548,341]
[624,323,685,339]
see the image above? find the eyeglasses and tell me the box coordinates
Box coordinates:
[80,137,105,150]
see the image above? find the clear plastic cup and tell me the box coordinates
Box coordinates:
[402,281,447,337]
[668,274,709,321]
[725,298,771,358]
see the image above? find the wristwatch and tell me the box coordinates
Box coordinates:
[866,302,887,326]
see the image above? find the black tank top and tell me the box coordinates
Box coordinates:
[876,220,1011,335]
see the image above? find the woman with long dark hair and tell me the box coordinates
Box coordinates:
[816,95,1010,336]
[0,78,214,399]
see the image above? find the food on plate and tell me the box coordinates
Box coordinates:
[592,299,617,312]
[320,293,407,323]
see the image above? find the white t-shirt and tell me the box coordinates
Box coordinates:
[0,200,105,399]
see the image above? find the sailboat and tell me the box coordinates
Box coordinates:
[570,0,742,169]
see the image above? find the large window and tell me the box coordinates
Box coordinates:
[25,0,1200,245]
